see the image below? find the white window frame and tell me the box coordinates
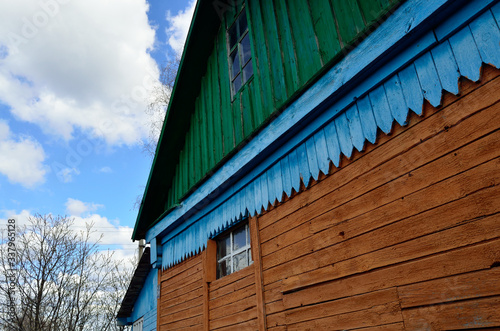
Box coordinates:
[132,317,143,331]
[227,5,253,98]
[216,222,252,278]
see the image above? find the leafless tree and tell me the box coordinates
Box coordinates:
[0,214,134,331]
[134,54,180,211]
[142,53,180,158]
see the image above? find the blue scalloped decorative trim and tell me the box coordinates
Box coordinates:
[160,4,500,269]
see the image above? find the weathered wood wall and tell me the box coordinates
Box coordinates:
[158,65,500,330]
[158,255,204,330]
[260,65,500,330]
[158,239,261,330]
[209,265,258,330]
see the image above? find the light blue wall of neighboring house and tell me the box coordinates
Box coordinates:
[142,308,157,331]
[131,269,157,331]
[146,0,500,270]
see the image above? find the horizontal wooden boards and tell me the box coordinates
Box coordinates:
[159,254,204,330]
[402,296,500,330]
[261,72,500,282]
[398,268,500,309]
[257,65,500,329]
[209,264,257,330]
[284,288,400,325]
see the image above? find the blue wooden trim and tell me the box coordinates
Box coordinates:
[306,138,320,181]
[313,130,330,175]
[116,317,129,326]
[398,63,424,115]
[384,75,409,127]
[357,96,378,145]
[493,2,500,25]
[370,85,394,135]
[149,238,162,269]
[280,156,293,197]
[288,149,301,192]
[470,9,500,68]
[449,27,483,82]
[431,41,460,95]
[434,0,499,41]
[297,144,311,187]
[335,113,354,159]
[347,105,365,153]
[414,52,443,107]
[146,0,500,268]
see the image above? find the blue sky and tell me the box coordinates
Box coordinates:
[0,0,197,259]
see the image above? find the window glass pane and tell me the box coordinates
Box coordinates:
[233,226,246,251]
[241,33,251,64]
[217,258,231,278]
[230,49,240,79]
[228,23,238,49]
[233,74,242,95]
[216,221,252,279]
[242,61,253,83]
[217,234,230,259]
[233,251,248,272]
[238,11,248,37]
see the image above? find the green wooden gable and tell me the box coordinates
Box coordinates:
[133,0,404,240]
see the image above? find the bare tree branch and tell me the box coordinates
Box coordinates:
[141,53,180,159]
[0,214,134,331]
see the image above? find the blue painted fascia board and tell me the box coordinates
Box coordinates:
[116,317,130,326]
[435,0,499,40]
[150,237,162,269]
[146,0,495,245]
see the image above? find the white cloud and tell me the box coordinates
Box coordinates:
[1,208,135,254]
[0,120,47,188]
[0,209,32,229]
[98,166,112,174]
[70,213,133,247]
[63,199,133,248]
[65,198,103,217]
[165,0,197,56]
[0,0,160,146]
[57,167,80,183]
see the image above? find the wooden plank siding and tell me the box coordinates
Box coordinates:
[209,265,258,330]
[158,255,204,330]
[258,65,500,330]
[163,0,403,211]
[159,247,261,330]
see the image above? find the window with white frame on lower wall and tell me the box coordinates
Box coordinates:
[216,221,253,279]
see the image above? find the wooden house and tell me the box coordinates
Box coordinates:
[116,247,158,330]
[119,0,500,329]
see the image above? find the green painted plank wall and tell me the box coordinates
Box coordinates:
[274,0,300,96]
[163,0,403,210]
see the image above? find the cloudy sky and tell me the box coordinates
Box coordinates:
[0,0,197,260]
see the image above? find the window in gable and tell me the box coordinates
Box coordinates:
[216,221,253,278]
[227,7,253,98]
